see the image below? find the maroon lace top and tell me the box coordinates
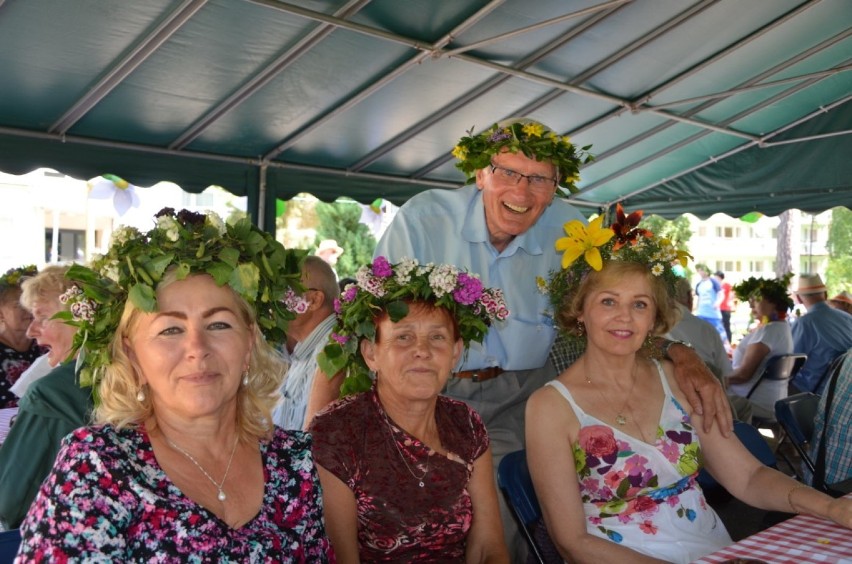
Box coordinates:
[309,387,489,562]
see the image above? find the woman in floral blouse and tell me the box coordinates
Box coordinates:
[526,213,852,563]
[17,209,333,562]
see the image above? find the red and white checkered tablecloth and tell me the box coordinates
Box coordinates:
[694,504,852,564]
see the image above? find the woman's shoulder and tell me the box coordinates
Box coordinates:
[310,391,369,431]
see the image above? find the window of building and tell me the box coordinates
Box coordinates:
[45,229,85,263]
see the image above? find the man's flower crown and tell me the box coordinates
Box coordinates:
[733,273,794,312]
[317,256,509,396]
[56,208,306,391]
[0,264,37,291]
[539,204,692,334]
[452,119,594,194]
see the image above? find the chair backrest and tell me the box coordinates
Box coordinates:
[0,528,21,564]
[497,450,546,563]
[733,420,777,468]
[775,392,820,445]
[746,353,807,399]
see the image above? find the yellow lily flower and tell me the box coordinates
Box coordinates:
[555,216,615,270]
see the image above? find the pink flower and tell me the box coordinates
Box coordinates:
[578,425,618,458]
[333,298,342,314]
[639,520,658,535]
[332,332,349,345]
[660,440,680,462]
[604,470,626,489]
[342,285,357,302]
[631,496,658,516]
[371,256,392,278]
[452,272,483,305]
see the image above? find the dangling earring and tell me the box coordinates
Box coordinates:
[242,369,249,386]
[577,320,585,336]
[136,387,146,402]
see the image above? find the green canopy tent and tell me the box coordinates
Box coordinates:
[1,0,850,229]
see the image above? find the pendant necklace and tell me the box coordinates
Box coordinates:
[382,412,430,488]
[166,435,239,502]
[586,359,639,426]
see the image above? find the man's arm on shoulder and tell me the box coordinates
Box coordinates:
[662,339,733,436]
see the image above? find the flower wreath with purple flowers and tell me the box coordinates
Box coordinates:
[55,207,306,396]
[316,256,509,396]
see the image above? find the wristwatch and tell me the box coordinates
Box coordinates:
[662,339,694,359]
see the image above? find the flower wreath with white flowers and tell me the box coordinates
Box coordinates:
[57,207,307,395]
[451,119,594,194]
[539,204,692,337]
[316,256,509,396]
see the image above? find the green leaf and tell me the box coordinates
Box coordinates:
[386,300,409,322]
[219,246,240,268]
[128,283,156,312]
[206,261,233,286]
[228,263,260,301]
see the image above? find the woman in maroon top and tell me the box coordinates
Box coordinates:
[310,257,510,563]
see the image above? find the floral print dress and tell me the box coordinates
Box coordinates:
[17,425,334,563]
[547,360,732,563]
[0,340,42,408]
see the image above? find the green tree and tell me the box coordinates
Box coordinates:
[639,214,693,247]
[314,199,376,279]
[825,206,852,293]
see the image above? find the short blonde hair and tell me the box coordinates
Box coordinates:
[20,264,74,312]
[557,261,678,344]
[95,271,286,441]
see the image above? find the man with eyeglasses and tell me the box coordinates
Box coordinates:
[312,117,729,559]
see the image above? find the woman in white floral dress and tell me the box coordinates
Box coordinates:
[526,213,852,563]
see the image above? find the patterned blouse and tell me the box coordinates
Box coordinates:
[0,340,42,408]
[309,387,490,562]
[17,425,334,563]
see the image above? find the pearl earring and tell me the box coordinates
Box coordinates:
[136,388,146,402]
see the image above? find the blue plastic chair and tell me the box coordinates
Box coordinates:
[774,392,820,479]
[497,449,547,564]
[0,529,21,564]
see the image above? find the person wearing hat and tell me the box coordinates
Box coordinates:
[829,291,852,315]
[791,274,852,393]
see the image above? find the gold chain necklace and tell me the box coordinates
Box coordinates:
[585,359,639,426]
[166,436,239,502]
[382,412,431,488]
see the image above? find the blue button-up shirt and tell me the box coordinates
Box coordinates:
[791,301,852,392]
[374,185,584,372]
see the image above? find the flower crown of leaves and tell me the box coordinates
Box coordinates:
[451,120,594,194]
[539,204,692,332]
[733,273,794,311]
[57,208,306,390]
[317,256,509,396]
[0,265,37,291]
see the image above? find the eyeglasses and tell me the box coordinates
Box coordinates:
[489,163,557,191]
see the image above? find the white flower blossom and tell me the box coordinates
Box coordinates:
[206,212,226,235]
[428,264,458,298]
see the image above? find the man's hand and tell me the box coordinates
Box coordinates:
[668,343,733,436]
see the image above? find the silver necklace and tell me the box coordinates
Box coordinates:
[166,436,239,502]
[383,413,430,488]
[585,359,639,426]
